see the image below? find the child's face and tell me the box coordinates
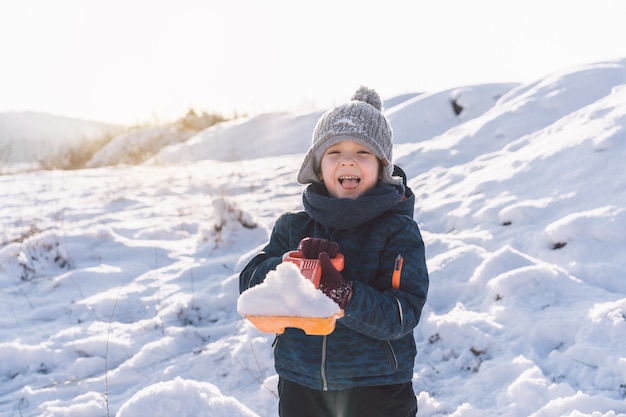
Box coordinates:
[319,140,381,199]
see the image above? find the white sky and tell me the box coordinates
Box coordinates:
[1,0,625,126]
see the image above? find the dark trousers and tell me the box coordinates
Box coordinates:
[278,377,418,417]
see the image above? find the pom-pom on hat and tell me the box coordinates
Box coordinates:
[297,86,402,186]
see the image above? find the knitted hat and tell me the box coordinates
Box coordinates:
[297,86,402,186]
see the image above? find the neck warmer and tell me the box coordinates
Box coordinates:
[302,182,403,230]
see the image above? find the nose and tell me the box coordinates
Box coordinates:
[340,154,356,166]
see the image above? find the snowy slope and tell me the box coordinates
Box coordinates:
[153,83,515,165]
[0,111,120,164]
[0,58,625,417]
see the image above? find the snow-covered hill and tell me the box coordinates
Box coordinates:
[0,111,120,166]
[152,83,515,165]
[0,58,625,417]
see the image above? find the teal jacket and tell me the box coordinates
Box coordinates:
[239,181,429,391]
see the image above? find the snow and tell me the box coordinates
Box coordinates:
[86,126,192,168]
[1,58,626,416]
[237,262,341,317]
[0,111,120,164]
[116,377,258,417]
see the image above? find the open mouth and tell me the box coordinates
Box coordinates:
[338,176,361,186]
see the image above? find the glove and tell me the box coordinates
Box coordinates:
[298,237,339,259]
[318,252,353,309]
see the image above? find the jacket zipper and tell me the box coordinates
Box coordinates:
[321,335,328,390]
[385,340,399,370]
[320,230,335,391]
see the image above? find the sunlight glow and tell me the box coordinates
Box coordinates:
[1,0,625,125]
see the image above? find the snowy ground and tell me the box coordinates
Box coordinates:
[1,58,626,416]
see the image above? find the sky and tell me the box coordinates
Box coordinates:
[1,0,625,126]
[1,59,625,416]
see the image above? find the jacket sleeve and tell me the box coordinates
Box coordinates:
[340,218,429,340]
[239,213,292,294]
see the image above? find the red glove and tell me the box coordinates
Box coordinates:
[318,252,353,309]
[298,237,339,259]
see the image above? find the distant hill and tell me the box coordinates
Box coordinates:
[0,111,121,164]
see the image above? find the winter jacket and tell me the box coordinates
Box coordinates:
[239,175,429,391]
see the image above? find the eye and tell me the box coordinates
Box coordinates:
[356,148,374,156]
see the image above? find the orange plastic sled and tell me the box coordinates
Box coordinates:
[246,310,344,335]
[245,250,345,335]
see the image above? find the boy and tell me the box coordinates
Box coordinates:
[239,86,429,417]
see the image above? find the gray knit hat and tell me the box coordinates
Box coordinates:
[297,86,402,186]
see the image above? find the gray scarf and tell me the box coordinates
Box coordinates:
[302,182,403,230]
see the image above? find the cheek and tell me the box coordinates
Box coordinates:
[319,159,333,176]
